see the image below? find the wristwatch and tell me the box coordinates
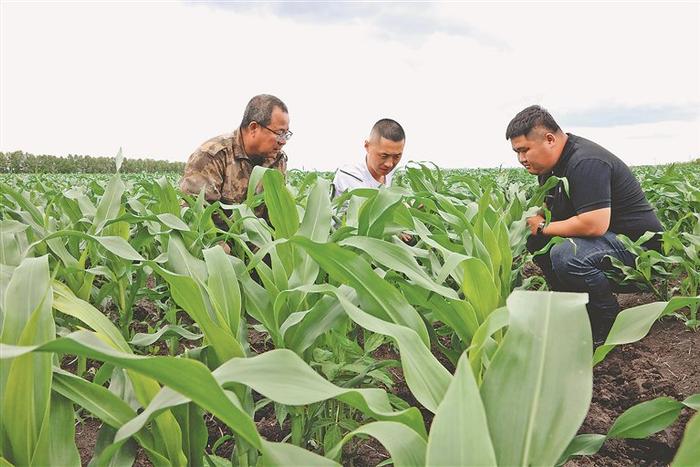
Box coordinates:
[536,220,546,235]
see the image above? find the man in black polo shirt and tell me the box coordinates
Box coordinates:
[506,105,663,342]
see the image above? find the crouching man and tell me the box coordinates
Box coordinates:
[506,105,663,342]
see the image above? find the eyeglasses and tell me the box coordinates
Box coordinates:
[258,123,293,142]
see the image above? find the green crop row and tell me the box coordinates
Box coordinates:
[0,157,698,466]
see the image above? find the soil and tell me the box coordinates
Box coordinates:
[567,311,699,466]
[75,418,150,467]
[75,418,101,466]
[248,326,275,354]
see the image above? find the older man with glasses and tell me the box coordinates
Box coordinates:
[180,94,291,228]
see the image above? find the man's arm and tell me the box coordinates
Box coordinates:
[529,158,614,238]
[527,208,611,237]
[180,154,225,203]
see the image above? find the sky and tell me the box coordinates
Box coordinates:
[1,1,698,170]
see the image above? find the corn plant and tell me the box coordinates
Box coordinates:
[2,158,698,466]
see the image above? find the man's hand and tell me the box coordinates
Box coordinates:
[400,232,413,243]
[218,241,232,255]
[526,214,546,236]
[543,208,611,238]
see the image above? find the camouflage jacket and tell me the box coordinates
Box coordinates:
[180,129,287,205]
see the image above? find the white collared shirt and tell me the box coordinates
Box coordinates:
[332,158,395,197]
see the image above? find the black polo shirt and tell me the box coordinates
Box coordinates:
[539,134,663,242]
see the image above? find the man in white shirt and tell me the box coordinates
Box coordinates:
[332,119,405,197]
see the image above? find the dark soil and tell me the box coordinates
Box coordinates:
[75,418,101,466]
[75,418,150,467]
[248,326,275,354]
[567,301,699,466]
[373,343,437,429]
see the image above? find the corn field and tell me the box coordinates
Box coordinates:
[1,157,699,466]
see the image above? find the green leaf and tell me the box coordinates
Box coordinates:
[326,421,426,466]
[166,233,207,283]
[213,349,426,437]
[115,147,124,173]
[281,294,347,355]
[53,369,140,433]
[682,393,700,411]
[481,291,592,466]
[0,181,45,227]
[156,213,190,231]
[33,392,81,467]
[340,236,458,300]
[246,165,268,205]
[150,263,244,363]
[129,325,203,347]
[173,403,207,467]
[51,283,185,464]
[673,411,700,466]
[0,220,28,267]
[32,230,144,262]
[93,424,138,467]
[556,434,606,465]
[467,306,509,379]
[0,256,54,466]
[52,280,130,352]
[416,290,478,345]
[93,236,144,261]
[594,297,700,365]
[608,396,684,439]
[259,439,339,466]
[203,246,242,334]
[263,169,300,239]
[357,188,404,238]
[461,257,499,322]
[289,178,331,289]
[91,174,125,234]
[52,368,167,465]
[426,352,496,466]
[291,237,430,347]
[1,331,262,451]
[332,291,450,414]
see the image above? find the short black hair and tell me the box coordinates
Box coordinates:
[370,118,405,142]
[240,94,288,128]
[505,105,561,140]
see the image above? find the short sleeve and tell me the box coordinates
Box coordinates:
[568,159,612,214]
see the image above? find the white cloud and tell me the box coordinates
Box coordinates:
[1,1,698,170]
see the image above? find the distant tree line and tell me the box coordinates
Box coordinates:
[0,151,185,174]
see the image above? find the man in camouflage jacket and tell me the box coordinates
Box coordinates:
[180,94,291,228]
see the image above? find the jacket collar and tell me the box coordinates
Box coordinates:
[232,128,249,161]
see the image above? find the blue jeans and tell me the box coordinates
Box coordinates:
[527,232,637,317]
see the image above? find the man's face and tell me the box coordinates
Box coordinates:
[510,129,557,175]
[365,136,405,179]
[249,106,290,158]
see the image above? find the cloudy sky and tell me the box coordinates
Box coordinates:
[1,1,698,170]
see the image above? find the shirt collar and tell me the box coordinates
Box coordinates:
[551,133,575,176]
